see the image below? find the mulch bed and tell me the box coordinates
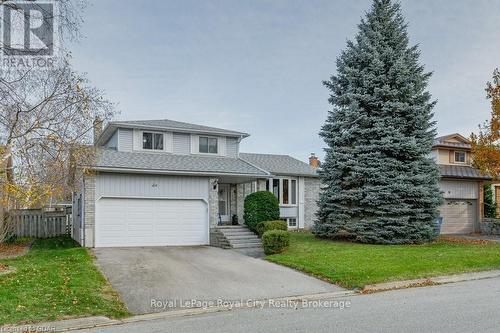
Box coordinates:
[0,263,8,271]
[0,243,30,260]
[439,236,493,245]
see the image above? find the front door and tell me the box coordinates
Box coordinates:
[218,184,231,223]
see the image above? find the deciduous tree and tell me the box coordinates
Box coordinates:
[470,69,500,179]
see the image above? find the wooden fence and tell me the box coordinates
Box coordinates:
[10,207,72,238]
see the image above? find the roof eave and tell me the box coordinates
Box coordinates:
[85,166,271,178]
[110,122,250,138]
[432,144,471,150]
[441,175,492,181]
[270,172,320,178]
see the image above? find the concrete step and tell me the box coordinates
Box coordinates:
[231,243,264,249]
[224,234,260,240]
[212,225,264,252]
[229,240,262,246]
[221,231,256,237]
[215,225,248,230]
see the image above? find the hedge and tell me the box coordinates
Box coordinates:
[243,191,280,232]
[262,230,290,255]
[256,220,287,237]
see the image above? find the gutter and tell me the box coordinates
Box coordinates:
[97,123,250,146]
[88,166,271,178]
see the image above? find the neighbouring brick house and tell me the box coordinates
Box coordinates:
[72,119,319,248]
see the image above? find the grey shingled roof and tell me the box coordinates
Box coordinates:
[439,164,491,180]
[91,149,269,176]
[110,119,249,137]
[240,153,318,177]
[433,134,471,149]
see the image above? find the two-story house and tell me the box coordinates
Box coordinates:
[431,134,491,234]
[72,119,320,248]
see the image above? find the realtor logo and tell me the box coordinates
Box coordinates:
[0,1,59,69]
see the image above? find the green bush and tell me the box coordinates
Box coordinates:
[262,230,290,255]
[243,191,280,232]
[256,220,288,237]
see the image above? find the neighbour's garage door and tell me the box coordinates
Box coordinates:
[439,199,476,234]
[95,198,208,247]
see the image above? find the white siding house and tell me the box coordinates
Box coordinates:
[74,119,319,248]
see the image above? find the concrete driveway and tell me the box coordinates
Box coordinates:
[92,246,343,314]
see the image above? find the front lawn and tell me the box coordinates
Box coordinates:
[0,236,130,325]
[266,232,500,289]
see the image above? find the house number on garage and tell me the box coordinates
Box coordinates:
[152,183,158,188]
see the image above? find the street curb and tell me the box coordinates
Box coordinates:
[362,269,500,293]
[0,290,355,332]
[3,271,499,332]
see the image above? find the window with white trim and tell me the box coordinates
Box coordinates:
[142,132,164,150]
[199,136,218,154]
[454,151,466,163]
[266,178,298,205]
[287,218,297,228]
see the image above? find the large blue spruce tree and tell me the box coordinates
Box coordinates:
[314,0,443,244]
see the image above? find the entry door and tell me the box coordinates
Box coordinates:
[218,184,231,223]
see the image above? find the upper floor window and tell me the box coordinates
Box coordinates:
[199,136,218,154]
[143,132,164,150]
[454,151,466,163]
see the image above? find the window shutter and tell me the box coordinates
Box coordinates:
[449,151,454,163]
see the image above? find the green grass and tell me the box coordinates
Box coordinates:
[266,232,500,289]
[0,236,130,325]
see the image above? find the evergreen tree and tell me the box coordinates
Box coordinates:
[314,0,443,244]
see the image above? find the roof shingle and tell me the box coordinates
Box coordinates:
[92,149,269,176]
[439,164,491,180]
[110,119,248,137]
[240,153,318,177]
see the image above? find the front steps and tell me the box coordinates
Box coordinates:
[210,225,263,250]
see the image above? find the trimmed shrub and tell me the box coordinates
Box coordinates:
[243,191,280,232]
[262,230,290,255]
[256,220,288,237]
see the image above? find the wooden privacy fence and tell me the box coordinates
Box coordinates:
[10,207,72,238]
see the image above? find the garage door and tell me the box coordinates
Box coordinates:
[439,199,476,234]
[95,198,208,247]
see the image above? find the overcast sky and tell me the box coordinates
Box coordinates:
[71,0,500,162]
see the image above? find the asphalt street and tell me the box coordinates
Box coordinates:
[74,277,500,333]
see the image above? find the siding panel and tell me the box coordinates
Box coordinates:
[118,128,133,152]
[280,206,298,218]
[440,180,479,199]
[96,173,209,200]
[226,137,239,158]
[173,132,191,155]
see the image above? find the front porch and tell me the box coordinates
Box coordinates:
[208,177,268,229]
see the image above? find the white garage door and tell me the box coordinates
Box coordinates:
[439,199,476,234]
[95,198,208,247]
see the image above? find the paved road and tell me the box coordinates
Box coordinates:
[75,277,500,333]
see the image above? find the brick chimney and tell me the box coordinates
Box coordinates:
[309,153,319,168]
[93,117,103,145]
